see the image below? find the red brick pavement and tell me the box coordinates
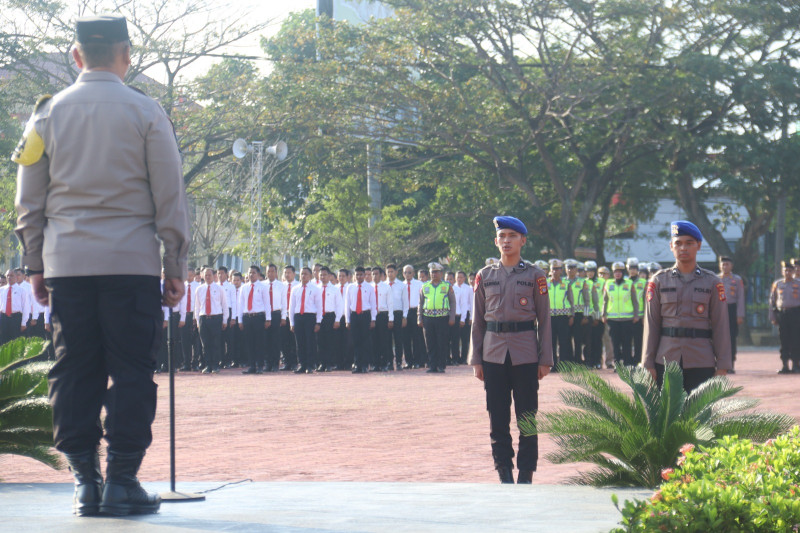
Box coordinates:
[2,348,798,484]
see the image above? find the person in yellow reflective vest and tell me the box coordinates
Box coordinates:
[597,266,615,368]
[603,262,639,367]
[565,259,590,366]
[584,261,604,369]
[627,257,647,364]
[548,259,574,369]
[418,262,456,372]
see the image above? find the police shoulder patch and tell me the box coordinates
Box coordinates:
[646,281,656,301]
[537,276,547,295]
[716,282,726,302]
[11,94,51,166]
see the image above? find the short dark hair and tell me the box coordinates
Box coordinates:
[338,268,350,275]
[445,271,455,277]
[301,266,312,275]
[457,271,466,276]
[372,266,384,275]
[268,263,278,271]
[232,271,243,280]
[218,266,229,273]
[354,266,365,273]
[385,263,397,271]
[284,265,296,273]
[419,268,429,275]
[719,257,733,263]
[320,266,331,275]
[248,265,262,275]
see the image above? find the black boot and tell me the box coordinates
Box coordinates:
[100,450,161,516]
[65,450,103,516]
[517,470,533,484]
[497,466,514,484]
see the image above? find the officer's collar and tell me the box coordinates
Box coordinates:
[670,265,702,277]
[491,259,526,271]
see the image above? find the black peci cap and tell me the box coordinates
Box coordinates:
[76,15,130,44]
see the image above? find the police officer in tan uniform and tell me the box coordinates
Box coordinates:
[718,256,745,372]
[643,222,731,393]
[14,15,189,516]
[769,261,800,374]
[470,216,552,484]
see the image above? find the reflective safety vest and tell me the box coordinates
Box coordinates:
[569,278,587,311]
[630,276,646,316]
[422,281,451,317]
[605,279,635,320]
[585,278,598,315]
[549,279,572,316]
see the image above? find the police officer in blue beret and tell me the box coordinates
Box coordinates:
[469,216,553,484]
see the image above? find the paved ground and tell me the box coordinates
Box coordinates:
[2,347,798,487]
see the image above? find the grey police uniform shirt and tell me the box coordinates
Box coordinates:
[15,71,190,280]
[469,261,553,367]
[768,278,800,322]
[642,265,732,371]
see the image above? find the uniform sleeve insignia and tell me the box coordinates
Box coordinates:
[475,273,482,287]
[696,303,706,314]
[537,277,548,295]
[716,282,726,302]
[519,297,529,306]
[11,94,51,166]
[646,281,656,301]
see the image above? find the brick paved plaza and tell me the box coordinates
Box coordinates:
[2,347,798,485]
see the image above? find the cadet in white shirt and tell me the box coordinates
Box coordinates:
[217,267,237,368]
[455,271,473,364]
[371,266,395,371]
[403,265,426,368]
[0,269,31,344]
[446,271,462,366]
[316,267,344,371]
[345,266,377,373]
[182,266,201,371]
[194,268,229,373]
[230,271,244,367]
[262,264,288,372]
[385,264,409,370]
[336,268,353,370]
[289,267,323,373]
[239,265,272,374]
[281,265,301,371]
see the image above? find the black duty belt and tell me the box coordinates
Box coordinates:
[661,327,711,339]
[487,321,537,333]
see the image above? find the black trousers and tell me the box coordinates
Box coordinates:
[373,311,391,368]
[281,321,297,369]
[0,311,23,346]
[336,315,352,369]
[403,308,425,366]
[180,311,196,369]
[655,362,715,394]
[231,320,244,366]
[483,353,539,471]
[265,310,282,370]
[350,311,371,370]
[221,307,235,366]
[293,313,318,370]
[588,321,605,367]
[632,320,644,364]
[550,315,572,367]
[422,315,449,371]
[158,311,182,370]
[449,316,461,364]
[727,303,739,363]
[459,315,471,364]
[198,314,222,370]
[570,312,585,364]
[317,312,337,368]
[47,275,160,454]
[390,310,404,368]
[777,308,800,364]
[608,320,634,366]
[242,312,266,368]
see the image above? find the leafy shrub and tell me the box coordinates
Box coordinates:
[519,362,795,487]
[611,427,800,532]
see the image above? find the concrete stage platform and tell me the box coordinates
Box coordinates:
[1,481,650,532]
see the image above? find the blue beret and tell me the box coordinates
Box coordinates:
[671,221,702,242]
[493,216,527,235]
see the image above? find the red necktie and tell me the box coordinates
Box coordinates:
[375,285,379,308]
[186,283,192,312]
[340,285,344,296]
[300,285,306,314]
[269,282,274,310]
[356,284,362,314]
[408,283,411,307]
[205,285,212,315]
[248,284,254,312]
[287,284,292,308]
[322,285,326,312]
[5,286,12,316]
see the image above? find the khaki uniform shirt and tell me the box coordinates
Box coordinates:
[720,273,746,318]
[469,260,553,367]
[15,71,190,279]
[643,265,732,371]
[768,278,800,322]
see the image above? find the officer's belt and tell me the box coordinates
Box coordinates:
[487,321,537,333]
[661,327,711,339]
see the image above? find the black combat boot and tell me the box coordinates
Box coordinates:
[64,449,103,516]
[497,466,514,484]
[517,470,533,484]
[99,450,161,516]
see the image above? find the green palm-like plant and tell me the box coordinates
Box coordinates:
[0,337,62,478]
[519,361,795,488]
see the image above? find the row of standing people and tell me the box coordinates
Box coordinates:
[159,262,476,375]
[0,267,55,356]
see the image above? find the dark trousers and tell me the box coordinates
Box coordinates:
[777,308,800,364]
[632,320,644,364]
[336,315,352,369]
[47,275,160,454]
[449,316,461,364]
[180,311,196,369]
[220,307,235,366]
[231,320,244,366]
[570,312,585,364]
[403,308,425,366]
[588,320,605,367]
[317,312,337,368]
[350,311,371,371]
[483,353,539,471]
[655,362,715,394]
[242,312,266,369]
[265,310,282,370]
[459,315,471,363]
[198,314,222,370]
[550,315,573,367]
[293,313,317,370]
[422,315,449,371]
[281,321,297,369]
[373,311,391,369]
[608,320,634,366]
[158,311,182,370]
[727,303,739,363]
[390,310,404,368]
[0,311,23,346]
